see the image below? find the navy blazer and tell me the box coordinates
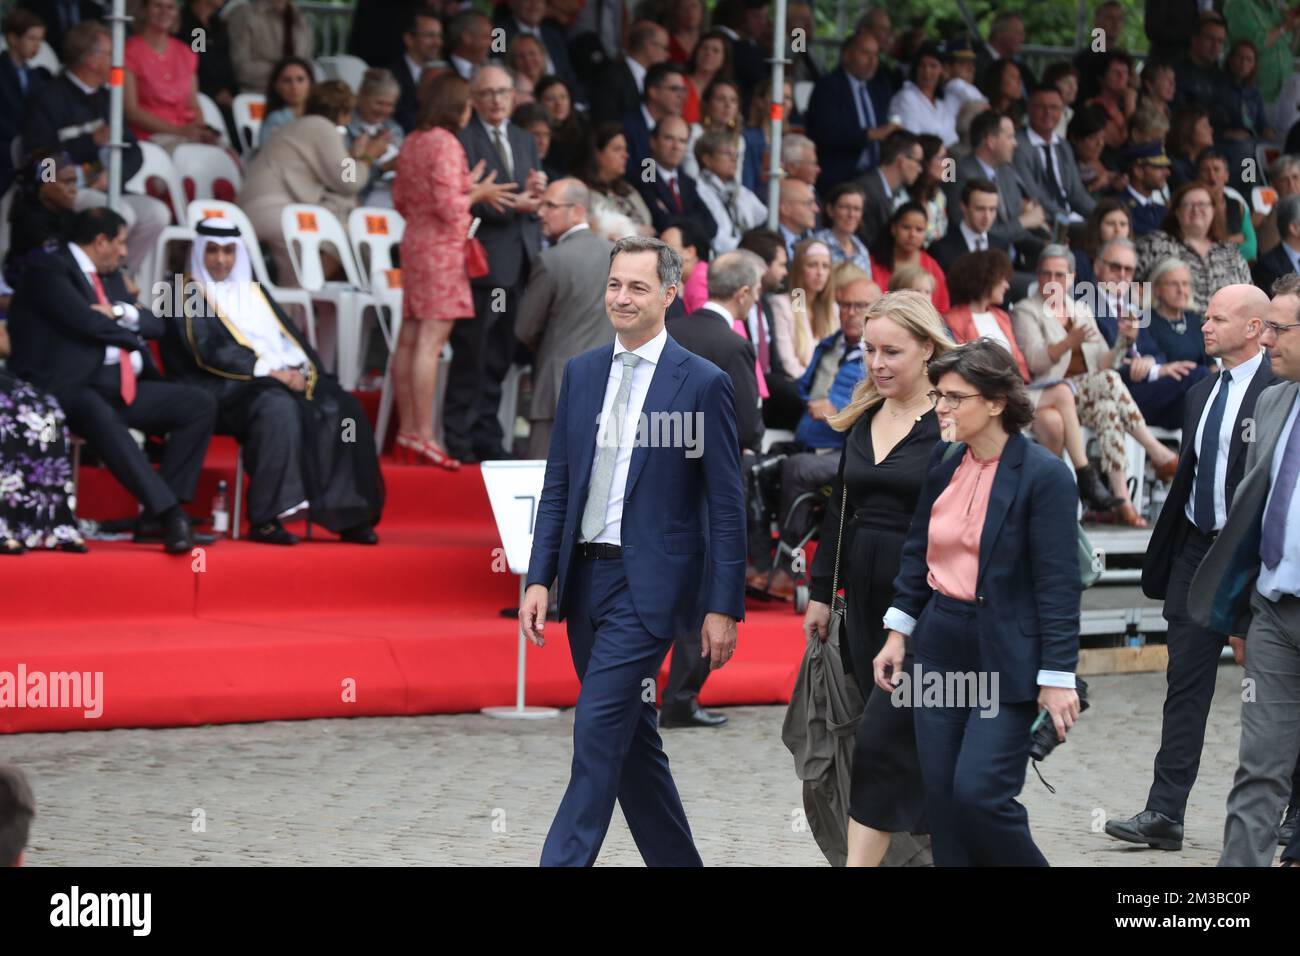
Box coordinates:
[633,166,717,238]
[8,246,164,394]
[1253,243,1298,295]
[0,54,50,192]
[525,334,748,640]
[889,433,1082,703]
[1141,354,1277,600]
[619,107,653,184]
[805,67,890,195]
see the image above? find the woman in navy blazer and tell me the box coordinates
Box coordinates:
[872,339,1082,866]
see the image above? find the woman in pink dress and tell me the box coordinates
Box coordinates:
[391,72,516,469]
[123,0,219,149]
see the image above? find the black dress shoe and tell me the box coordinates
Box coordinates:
[58,540,89,553]
[1104,809,1184,850]
[1076,464,1117,512]
[338,523,378,545]
[1,539,25,555]
[1280,806,1298,846]
[136,515,217,545]
[248,519,299,545]
[659,705,729,729]
[162,509,196,555]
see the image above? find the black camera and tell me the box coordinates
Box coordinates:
[1029,678,1089,762]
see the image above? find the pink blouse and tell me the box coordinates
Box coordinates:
[681,261,709,313]
[125,36,198,138]
[925,448,1002,601]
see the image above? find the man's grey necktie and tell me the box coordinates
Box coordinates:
[581,352,643,542]
[492,125,513,180]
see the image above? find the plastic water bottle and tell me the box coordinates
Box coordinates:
[212,480,230,535]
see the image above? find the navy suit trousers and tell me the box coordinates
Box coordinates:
[912,593,1048,867]
[540,555,702,867]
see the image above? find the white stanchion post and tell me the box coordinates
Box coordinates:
[480,461,558,720]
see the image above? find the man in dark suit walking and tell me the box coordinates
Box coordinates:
[516,178,615,460]
[6,208,215,553]
[804,30,898,197]
[1108,284,1279,850]
[663,250,765,729]
[1190,273,1300,865]
[520,236,747,866]
[447,65,543,462]
[0,8,51,194]
[1253,195,1300,295]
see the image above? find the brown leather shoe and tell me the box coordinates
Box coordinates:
[1114,501,1148,528]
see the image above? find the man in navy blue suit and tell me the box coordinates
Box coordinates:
[620,61,688,183]
[804,30,898,197]
[520,236,747,867]
[0,8,51,195]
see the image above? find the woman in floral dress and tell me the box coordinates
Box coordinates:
[0,369,85,554]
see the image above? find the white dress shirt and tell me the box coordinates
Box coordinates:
[626,56,647,95]
[450,54,477,79]
[959,220,988,252]
[69,243,142,375]
[1184,350,1265,532]
[1256,391,1300,601]
[587,327,669,546]
[888,81,959,147]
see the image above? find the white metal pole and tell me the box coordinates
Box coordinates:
[106,0,128,211]
[481,574,558,720]
[765,0,789,230]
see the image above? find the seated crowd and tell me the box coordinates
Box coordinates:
[3,0,1300,570]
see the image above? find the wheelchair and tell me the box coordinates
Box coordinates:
[745,448,832,614]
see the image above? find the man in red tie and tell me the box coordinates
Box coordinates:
[5,207,217,553]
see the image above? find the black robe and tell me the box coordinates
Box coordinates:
[162,278,384,532]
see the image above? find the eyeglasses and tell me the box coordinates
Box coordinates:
[474,87,513,99]
[928,389,979,409]
[1264,319,1300,335]
[836,300,874,314]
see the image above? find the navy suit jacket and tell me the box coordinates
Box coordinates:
[1141,355,1277,600]
[805,67,890,195]
[1253,243,1298,295]
[0,54,50,191]
[889,433,1082,702]
[633,166,717,237]
[619,108,652,183]
[525,334,748,640]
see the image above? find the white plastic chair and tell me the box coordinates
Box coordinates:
[172,143,243,201]
[347,207,406,451]
[185,198,317,346]
[125,140,190,287]
[125,140,188,223]
[231,93,266,154]
[195,92,233,150]
[316,54,369,93]
[281,203,381,390]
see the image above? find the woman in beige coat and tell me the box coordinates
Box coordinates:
[1011,245,1179,527]
[240,81,388,287]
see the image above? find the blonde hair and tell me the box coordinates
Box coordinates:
[888,263,935,294]
[827,290,956,432]
[790,239,838,363]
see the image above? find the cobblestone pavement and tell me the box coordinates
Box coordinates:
[1,667,1257,866]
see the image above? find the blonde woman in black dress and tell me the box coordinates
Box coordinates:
[803,290,955,866]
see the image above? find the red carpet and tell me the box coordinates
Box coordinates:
[0,435,807,733]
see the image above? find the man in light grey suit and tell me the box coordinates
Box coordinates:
[517,178,616,460]
[1190,272,1300,866]
[1013,87,1096,226]
[950,109,1049,263]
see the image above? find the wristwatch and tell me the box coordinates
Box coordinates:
[110,304,125,319]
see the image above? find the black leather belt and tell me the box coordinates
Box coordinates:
[578,541,623,559]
